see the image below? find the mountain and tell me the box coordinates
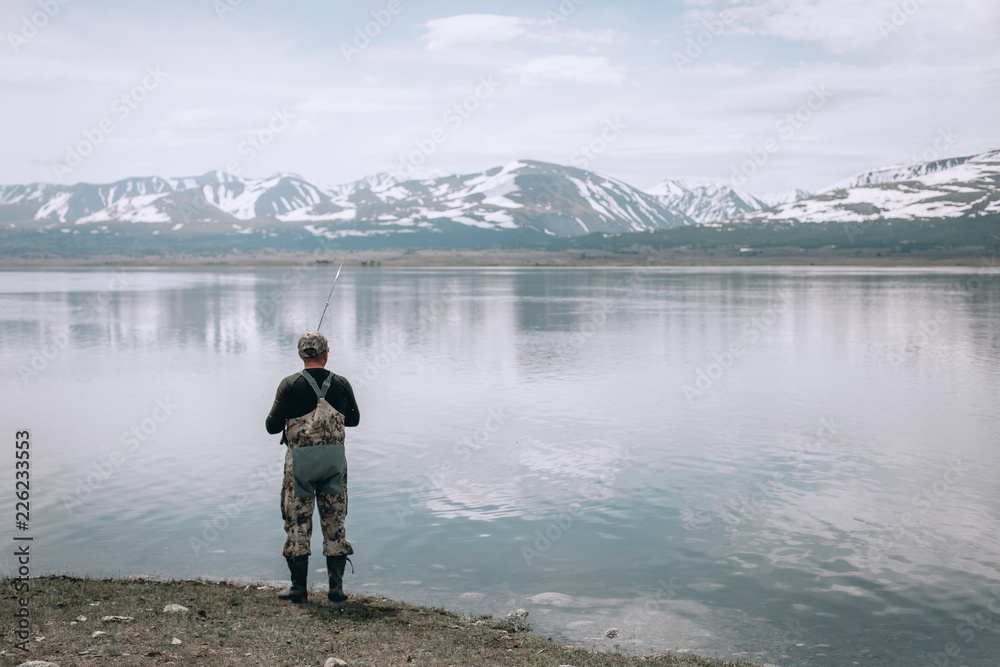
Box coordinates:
[327,172,400,198]
[2,150,998,257]
[0,172,331,224]
[739,150,1000,223]
[0,161,692,242]
[755,189,812,208]
[0,176,176,223]
[292,161,692,240]
[646,179,768,223]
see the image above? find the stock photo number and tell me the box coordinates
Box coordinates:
[15,430,31,531]
[14,430,34,652]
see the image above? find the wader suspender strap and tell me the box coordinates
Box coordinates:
[299,370,334,399]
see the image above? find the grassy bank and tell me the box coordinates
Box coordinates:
[0,245,996,268]
[1,576,759,667]
[1,215,997,268]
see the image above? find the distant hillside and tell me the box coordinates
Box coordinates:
[0,161,691,245]
[739,150,1000,223]
[1,150,998,258]
[546,215,1000,257]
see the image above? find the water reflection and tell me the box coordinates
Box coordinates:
[1,266,999,666]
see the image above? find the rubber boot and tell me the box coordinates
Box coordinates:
[277,555,308,603]
[326,555,348,602]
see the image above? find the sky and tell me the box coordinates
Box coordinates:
[2,0,999,196]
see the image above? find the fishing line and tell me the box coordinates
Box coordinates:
[316,216,366,331]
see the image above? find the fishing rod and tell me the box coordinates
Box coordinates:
[316,216,367,331]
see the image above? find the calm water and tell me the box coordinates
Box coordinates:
[2,265,999,666]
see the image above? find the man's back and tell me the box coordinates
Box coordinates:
[266,368,360,439]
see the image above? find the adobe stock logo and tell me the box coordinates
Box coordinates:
[393,75,502,180]
[729,86,833,188]
[340,0,403,62]
[571,117,627,169]
[222,108,296,177]
[60,396,179,514]
[672,9,735,71]
[877,0,930,40]
[7,0,71,53]
[52,66,169,181]
[682,290,793,402]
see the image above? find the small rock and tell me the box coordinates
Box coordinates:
[605,628,623,638]
[101,616,134,623]
[506,608,530,631]
[91,631,107,639]
[171,638,182,645]
[163,604,189,613]
[324,659,349,667]
[17,662,61,667]
[76,616,87,622]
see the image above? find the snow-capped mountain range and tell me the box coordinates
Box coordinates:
[286,160,692,239]
[0,172,331,224]
[1,150,997,246]
[0,161,691,238]
[740,150,1000,223]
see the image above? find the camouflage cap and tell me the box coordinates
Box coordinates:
[297,331,329,359]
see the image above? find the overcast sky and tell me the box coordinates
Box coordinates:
[3,0,999,195]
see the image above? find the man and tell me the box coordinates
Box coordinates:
[265,331,360,603]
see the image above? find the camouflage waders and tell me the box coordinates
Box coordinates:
[280,371,354,559]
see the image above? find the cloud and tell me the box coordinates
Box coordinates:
[3,1,998,194]
[290,118,321,139]
[162,109,227,125]
[418,13,619,50]
[517,55,626,86]
[535,28,620,47]
[720,0,1000,54]
[295,88,426,114]
[709,0,888,52]
[420,14,529,50]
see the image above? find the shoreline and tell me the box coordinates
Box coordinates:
[1,247,996,269]
[0,575,758,666]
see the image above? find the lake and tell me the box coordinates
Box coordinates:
[2,264,999,666]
